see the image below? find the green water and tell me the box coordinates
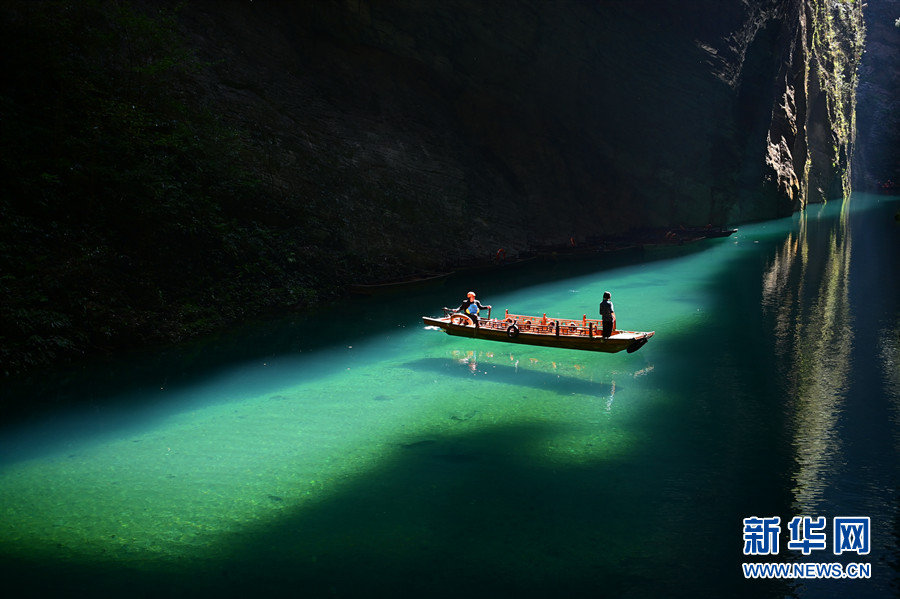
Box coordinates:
[1,194,898,598]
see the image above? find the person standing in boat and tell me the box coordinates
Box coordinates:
[598,291,616,337]
[457,291,491,327]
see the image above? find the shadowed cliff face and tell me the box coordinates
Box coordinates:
[0,0,865,372]
[854,0,899,190]
[180,0,863,247]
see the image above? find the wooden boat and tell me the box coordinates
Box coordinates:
[422,308,655,353]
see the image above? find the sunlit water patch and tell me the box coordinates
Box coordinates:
[0,332,663,566]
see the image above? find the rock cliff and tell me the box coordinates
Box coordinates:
[0,0,866,372]
[178,0,864,245]
[854,0,899,190]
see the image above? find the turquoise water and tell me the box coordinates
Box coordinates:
[1,194,897,598]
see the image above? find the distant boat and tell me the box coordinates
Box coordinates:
[422,309,655,353]
[689,226,738,239]
[349,272,451,296]
[642,226,738,246]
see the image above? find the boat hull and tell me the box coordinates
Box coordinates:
[422,315,654,353]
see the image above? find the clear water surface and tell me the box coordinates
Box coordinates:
[1,193,897,598]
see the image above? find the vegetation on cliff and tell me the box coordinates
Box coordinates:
[808,0,866,201]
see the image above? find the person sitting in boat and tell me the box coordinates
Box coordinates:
[457,291,491,327]
[598,291,616,337]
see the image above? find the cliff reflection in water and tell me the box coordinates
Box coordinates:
[761,202,853,513]
[883,318,900,450]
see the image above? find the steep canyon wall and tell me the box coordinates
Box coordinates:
[854,0,899,190]
[0,0,865,372]
[178,0,864,247]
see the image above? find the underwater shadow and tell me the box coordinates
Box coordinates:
[0,418,793,599]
